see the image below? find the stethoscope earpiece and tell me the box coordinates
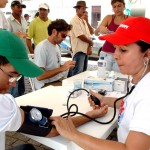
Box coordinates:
[144,57,149,67]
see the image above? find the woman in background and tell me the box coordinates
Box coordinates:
[95,0,131,72]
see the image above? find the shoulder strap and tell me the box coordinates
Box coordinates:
[112,15,115,20]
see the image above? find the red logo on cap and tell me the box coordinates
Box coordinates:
[119,24,129,29]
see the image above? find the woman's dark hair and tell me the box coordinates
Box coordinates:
[135,41,150,53]
[47,19,72,36]
[111,0,125,5]
[0,56,9,65]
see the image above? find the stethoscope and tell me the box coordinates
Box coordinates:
[60,58,149,124]
[60,85,135,124]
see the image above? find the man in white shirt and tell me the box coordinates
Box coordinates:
[68,1,93,77]
[7,0,28,98]
[0,0,9,30]
[34,19,76,89]
[7,1,28,52]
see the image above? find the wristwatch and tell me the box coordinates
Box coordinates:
[29,108,48,127]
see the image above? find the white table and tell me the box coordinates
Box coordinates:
[16,84,119,150]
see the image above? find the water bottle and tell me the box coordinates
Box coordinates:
[97,57,107,78]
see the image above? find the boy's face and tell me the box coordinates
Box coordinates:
[0,63,19,94]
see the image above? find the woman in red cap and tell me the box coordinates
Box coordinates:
[52,17,150,150]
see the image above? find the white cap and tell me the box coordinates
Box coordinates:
[39,3,49,10]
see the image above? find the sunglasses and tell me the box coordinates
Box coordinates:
[0,67,22,83]
[61,33,67,38]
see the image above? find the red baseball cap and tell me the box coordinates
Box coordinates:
[99,17,150,45]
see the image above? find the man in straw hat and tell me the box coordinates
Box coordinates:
[68,1,94,77]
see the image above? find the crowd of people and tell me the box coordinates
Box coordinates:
[0,0,150,150]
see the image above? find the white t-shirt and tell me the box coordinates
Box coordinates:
[0,94,22,150]
[0,9,9,30]
[117,72,150,143]
[34,39,64,89]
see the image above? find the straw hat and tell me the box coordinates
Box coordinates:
[73,1,87,8]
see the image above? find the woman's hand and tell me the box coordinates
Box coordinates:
[51,116,78,141]
[51,105,108,140]
[99,26,109,34]
[88,90,105,109]
[89,90,122,108]
[86,105,108,118]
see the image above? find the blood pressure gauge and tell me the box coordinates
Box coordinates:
[29,108,48,127]
[30,108,42,121]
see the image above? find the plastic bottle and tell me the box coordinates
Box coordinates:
[97,57,107,78]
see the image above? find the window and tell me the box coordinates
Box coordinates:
[91,6,101,29]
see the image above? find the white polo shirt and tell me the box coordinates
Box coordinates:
[0,94,22,150]
[0,10,9,30]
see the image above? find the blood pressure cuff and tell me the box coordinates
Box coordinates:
[20,105,53,118]
[17,105,53,137]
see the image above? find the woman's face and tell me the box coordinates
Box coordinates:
[112,2,125,16]
[0,0,8,8]
[113,43,146,76]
